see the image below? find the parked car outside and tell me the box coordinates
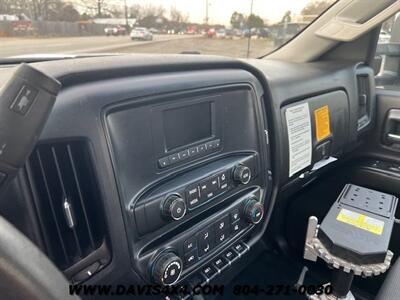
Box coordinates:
[232,28,243,38]
[271,22,308,46]
[257,28,271,38]
[105,26,126,36]
[242,28,251,38]
[186,26,197,34]
[215,29,226,39]
[207,28,216,38]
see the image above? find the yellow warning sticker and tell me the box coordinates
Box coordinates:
[336,208,384,235]
[314,105,331,142]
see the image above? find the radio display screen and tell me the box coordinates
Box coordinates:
[163,102,212,150]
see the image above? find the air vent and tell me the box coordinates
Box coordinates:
[25,140,109,280]
[356,73,372,131]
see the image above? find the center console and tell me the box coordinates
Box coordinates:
[103,78,271,285]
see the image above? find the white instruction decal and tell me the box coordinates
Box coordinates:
[286,103,312,177]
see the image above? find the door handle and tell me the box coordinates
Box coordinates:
[387,133,400,143]
[383,109,400,146]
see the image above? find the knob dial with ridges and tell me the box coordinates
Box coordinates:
[233,165,252,185]
[162,194,186,221]
[243,198,264,224]
[151,252,183,285]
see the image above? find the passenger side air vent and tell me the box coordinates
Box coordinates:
[25,140,110,282]
[356,68,375,133]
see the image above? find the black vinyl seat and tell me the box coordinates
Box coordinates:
[376,259,400,300]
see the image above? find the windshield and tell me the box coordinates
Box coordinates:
[0,0,336,59]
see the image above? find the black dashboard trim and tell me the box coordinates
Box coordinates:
[0,54,371,288]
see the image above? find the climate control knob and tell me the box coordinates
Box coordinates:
[233,165,251,185]
[151,252,183,285]
[243,198,264,224]
[162,194,186,221]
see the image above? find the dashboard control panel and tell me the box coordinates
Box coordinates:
[133,154,258,235]
[185,168,229,210]
[187,241,249,287]
[146,188,264,285]
[104,82,270,288]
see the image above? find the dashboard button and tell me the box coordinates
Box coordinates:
[200,177,218,200]
[199,180,210,199]
[231,221,242,234]
[188,147,198,156]
[210,176,219,192]
[215,230,228,244]
[158,157,170,168]
[188,197,200,209]
[223,250,238,262]
[183,237,197,253]
[198,144,206,153]
[211,139,221,148]
[205,191,216,200]
[10,85,38,115]
[184,249,198,267]
[220,182,228,191]
[213,257,229,272]
[219,171,228,184]
[169,153,180,164]
[215,215,230,245]
[198,242,212,257]
[199,227,213,241]
[205,141,214,149]
[230,208,240,223]
[218,171,229,191]
[186,185,199,198]
[186,185,200,209]
[233,242,248,255]
[197,227,214,257]
[179,149,189,160]
[201,265,217,280]
[215,216,230,233]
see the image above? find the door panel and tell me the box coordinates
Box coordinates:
[359,89,400,281]
[363,90,400,162]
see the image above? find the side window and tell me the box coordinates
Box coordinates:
[375,12,400,87]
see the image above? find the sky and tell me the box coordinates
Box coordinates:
[125,0,317,25]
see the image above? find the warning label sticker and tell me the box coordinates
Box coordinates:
[314,105,331,142]
[286,103,312,177]
[336,208,384,235]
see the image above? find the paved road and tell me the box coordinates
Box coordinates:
[119,36,275,58]
[0,34,197,57]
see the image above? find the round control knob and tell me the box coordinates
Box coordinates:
[243,198,264,224]
[151,252,183,285]
[233,165,251,185]
[162,194,187,221]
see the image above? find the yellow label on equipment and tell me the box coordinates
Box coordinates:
[336,208,384,235]
[314,105,331,142]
